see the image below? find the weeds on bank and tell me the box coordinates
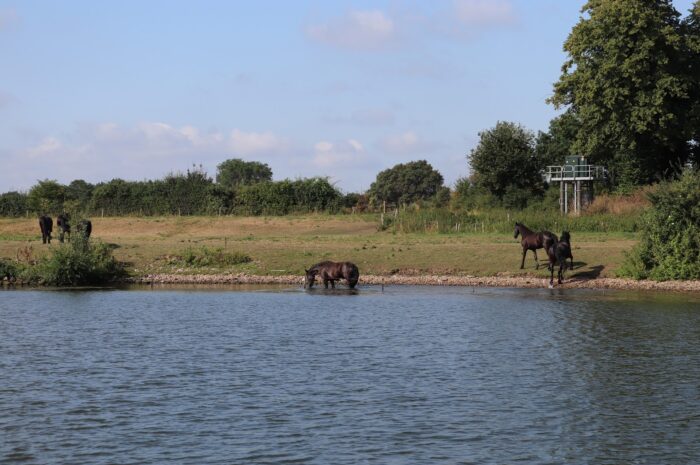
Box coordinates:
[174,245,252,268]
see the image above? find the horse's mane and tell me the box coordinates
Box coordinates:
[516,222,534,235]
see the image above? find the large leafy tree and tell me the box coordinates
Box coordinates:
[535,109,581,167]
[550,0,692,187]
[27,179,66,214]
[469,121,543,199]
[216,158,273,190]
[368,160,444,206]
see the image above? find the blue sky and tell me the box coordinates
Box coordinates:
[0,0,696,193]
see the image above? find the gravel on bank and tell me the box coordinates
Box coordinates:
[126,273,700,292]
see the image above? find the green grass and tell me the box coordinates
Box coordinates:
[0,215,638,279]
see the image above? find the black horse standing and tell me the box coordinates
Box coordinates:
[77,219,92,239]
[514,222,557,270]
[57,214,71,243]
[39,215,53,244]
[305,261,359,289]
[547,231,573,287]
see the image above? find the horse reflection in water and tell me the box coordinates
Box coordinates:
[304,261,359,290]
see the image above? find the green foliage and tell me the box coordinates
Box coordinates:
[685,1,700,167]
[469,121,545,202]
[0,191,28,217]
[535,109,581,167]
[234,178,342,215]
[452,177,498,210]
[618,170,700,280]
[386,206,640,235]
[23,237,125,286]
[90,166,221,216]
[216,158,273,189]
[368,160,444,206]
[177,246,252,268]
[27,179,66,214]
[0,258,20,280]
[66,180,94,205]
[550,0,692,186]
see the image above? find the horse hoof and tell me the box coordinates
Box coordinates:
[548,283,554,289]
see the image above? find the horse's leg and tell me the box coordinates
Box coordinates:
[533,249,539,270]
[520,248,526,269]
[549,264,554,288]
[330,280,335,289]
[558,261,564,284]
[323,278,329,289]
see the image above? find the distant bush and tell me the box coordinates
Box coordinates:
[23,237,125,286]
[234,178,341,215]
[0,192,28,217]
[618,170,700,280]
[177,246,251,268]
[385,206,640,234]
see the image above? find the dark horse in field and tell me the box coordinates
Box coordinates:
[39,215,53,244]
[304,261,359,289]
[547,231,573,287]
[77,219,92,239]
[57,214,71,243]
[514,222,557,270]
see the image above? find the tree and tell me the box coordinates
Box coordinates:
[535,109,581,167]
[550,0,692,187]
[66,179,94,205]
[216,158,273,190]
[468,121,543,200]
[27,180,66,214]
[368,160,444,206]
[684,1,700,166]
[0,191,28,217]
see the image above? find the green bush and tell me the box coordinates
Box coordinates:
[618,170,700,280]
[23,237,125,286]
[178,246,252,267]
[0,259,20,281]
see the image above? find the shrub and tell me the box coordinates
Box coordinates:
[618,170,700,280]
[178,246,252,268]
[0,259,20,281]
[23,237,125,286]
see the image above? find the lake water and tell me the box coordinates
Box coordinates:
[1,285,700,464]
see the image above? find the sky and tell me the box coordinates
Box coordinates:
[0,0,696,193]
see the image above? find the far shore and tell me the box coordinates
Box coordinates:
[126,273,700,293]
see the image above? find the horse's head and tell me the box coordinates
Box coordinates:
[514,222,521,239]
[560,231,571,244]
[304,269,317,289]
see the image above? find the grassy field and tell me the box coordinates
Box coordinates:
[0,215,638,279]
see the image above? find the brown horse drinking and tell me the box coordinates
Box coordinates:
[514,222,557,270]
[304,261,359,289]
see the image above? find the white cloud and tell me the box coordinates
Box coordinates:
[379,131,439,155]
[312,139,366,167]
[453,0,516,26]
[306,10,396,50]
[23,137,64,160]
[3,123,291,190]
[230,129,287,155]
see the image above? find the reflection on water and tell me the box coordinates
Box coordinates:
[1,286,699,464]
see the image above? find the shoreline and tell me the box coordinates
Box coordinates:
[125,273,700,293]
